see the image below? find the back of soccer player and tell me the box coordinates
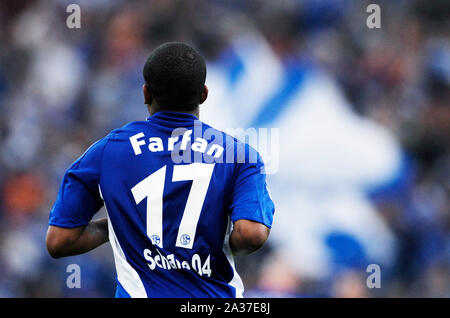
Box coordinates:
[46,42,275,298]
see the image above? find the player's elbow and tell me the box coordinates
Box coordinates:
[230,219,270,255]
[46,236,63,259]
[46,226,77,259]
[245,227,270,252]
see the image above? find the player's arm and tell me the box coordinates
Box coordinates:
[230,219,270,255]
[46,218,109,259]
[229,147,275,256]
[47,137,109,258]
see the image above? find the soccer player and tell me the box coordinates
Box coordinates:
[46,42,275,298]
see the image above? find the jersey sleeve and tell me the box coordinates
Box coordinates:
[229,150,275,228]
[48,137,108,228]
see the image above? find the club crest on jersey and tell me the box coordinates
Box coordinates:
[150,235,161,246]
[180,234,191,246]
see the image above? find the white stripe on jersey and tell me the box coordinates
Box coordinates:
[100,186,148,298]
[222,216,244,298]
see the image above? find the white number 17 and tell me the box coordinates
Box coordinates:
[131,163,215,249]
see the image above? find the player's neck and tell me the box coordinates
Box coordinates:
[147,104,200,119]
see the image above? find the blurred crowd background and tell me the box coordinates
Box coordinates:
[0,0,448,297]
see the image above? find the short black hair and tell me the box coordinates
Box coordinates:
[143,42,207,111]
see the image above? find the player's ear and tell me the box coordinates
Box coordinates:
[199,84,208,104]
[143,84,152,105]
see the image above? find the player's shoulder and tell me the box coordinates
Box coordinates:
[200,120,263,165]
[107,120,149,139]
[81,121,147,156]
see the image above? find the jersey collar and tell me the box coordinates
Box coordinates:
[146,111,199,127]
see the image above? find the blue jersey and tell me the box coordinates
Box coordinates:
[49,111,274,298]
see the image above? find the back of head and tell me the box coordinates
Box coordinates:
[143,42,207,111]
